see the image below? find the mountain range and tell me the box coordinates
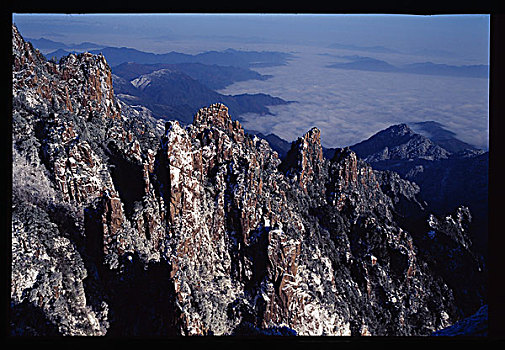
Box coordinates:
[408,120,479,153]
[327,55,489,78]
[328,43,458,59]
[328,43,401,54]
[113,61,273,90]
[45,46,293,68]
[257,123,488,260]
[26,37,103,51]
[37,44,294,124]
[10,25,487,337]
[349,123,488,257]
[111,63,290,124]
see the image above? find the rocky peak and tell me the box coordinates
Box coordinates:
[304,126,323,145]
[190,103,246,144]
[12,24,46,70]
[386,123,413,136]
[301,127,324,163]
[330,146,356,164]
[428,206,473,250]
[193,103,233,130]
[329,147,362,190]
[13,24,121,122]
[280,127,324,193]
[350,123,450,162]
[326,147,393,219]
[58,51,120,120]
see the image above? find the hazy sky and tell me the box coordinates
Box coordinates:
[12,13,490,63]
[12,13,490,149]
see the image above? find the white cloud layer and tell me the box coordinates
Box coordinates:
[219,45,489,150]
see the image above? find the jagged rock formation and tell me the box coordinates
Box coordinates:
[350,124,451,163]
[349,123,488,260]
[11,25,486,336]
[12,24,166,335]
[253,132,293,161]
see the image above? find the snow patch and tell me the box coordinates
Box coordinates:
[131,76,152,90]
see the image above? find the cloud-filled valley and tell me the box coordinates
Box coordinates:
[218,46,489,150]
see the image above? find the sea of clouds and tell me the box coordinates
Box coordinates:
[217,45,489,150]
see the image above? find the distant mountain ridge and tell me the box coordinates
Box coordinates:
[350,123,452,162]
[112,68,290,124]
[328,43,401,54]
[327,43,471,60]
[327,55,489,78]
[409,121,479,153]
[26,37,103,51]
[348,122,484,164]
[347,123,488,258]
[401,61,489,78]
[45,46,293,68]
[113,62,272,91]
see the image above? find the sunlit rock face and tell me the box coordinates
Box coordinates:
[11,24,486,336]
